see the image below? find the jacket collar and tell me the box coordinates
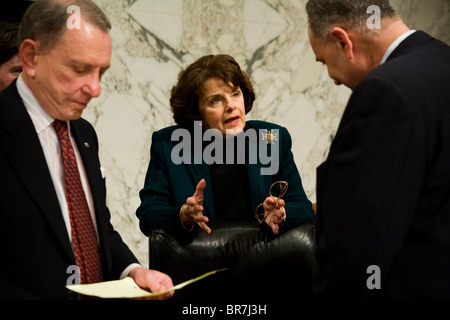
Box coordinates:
[386,30,432,62]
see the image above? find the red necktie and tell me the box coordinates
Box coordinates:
[53,120,103,284]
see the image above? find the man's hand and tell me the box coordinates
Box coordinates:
[128,266,175,300]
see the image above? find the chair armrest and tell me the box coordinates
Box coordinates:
[148,226,195,284]
[148,221,317,299]
[148,221,264,281]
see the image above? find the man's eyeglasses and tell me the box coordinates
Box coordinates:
[255,181,288,224]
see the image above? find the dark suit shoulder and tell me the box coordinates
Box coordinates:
[354,32,450,116]
[151,125,183,146]
[0,82,33,134]
[0,80,21,106]
[153,124,180,137]
[367,31,450,87]
[386,30,450,62]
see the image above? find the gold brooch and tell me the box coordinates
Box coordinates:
[261,129,278,144]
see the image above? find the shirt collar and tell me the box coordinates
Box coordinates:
[380,29,416,65]
[16,74,56,134]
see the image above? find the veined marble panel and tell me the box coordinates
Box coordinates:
[85,0,450,267]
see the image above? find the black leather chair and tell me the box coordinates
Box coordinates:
[148,221,318,300]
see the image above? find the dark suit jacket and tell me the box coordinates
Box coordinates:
[136,120,315,243]
[0,82,138,299]
[314,31,450,299]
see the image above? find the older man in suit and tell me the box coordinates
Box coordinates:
[0,0,173,299]
[306,0,450,298]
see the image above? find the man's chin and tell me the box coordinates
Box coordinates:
[62,110,84,121]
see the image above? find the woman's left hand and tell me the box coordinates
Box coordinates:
[262,197,286,235]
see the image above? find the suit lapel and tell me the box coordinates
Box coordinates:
[0,87,74,261]
[245,123,271,210]
[70,120,103,218]
[246,145,266,211]
[69,120,111,259]
[70,119,123,279]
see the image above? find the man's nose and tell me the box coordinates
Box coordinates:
[82,73,102,97]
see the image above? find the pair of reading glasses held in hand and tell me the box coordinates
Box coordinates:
[255,181,288,224]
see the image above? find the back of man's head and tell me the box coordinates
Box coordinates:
[306,0,398,40]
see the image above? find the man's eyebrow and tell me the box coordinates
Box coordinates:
[68,60,110,70]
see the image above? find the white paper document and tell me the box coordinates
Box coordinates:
[66,268,227,299]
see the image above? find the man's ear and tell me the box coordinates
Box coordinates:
[329,27,354,60]
[19,39,40,78]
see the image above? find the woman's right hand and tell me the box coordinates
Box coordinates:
[179,179,211,233]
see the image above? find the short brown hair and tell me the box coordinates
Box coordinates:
[306,0,397,40]
[18,0,111,52]
[170,54,256,128]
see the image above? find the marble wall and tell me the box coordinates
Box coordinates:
[84,0,450,267]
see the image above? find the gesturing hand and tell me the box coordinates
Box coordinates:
[179,179,211,233]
